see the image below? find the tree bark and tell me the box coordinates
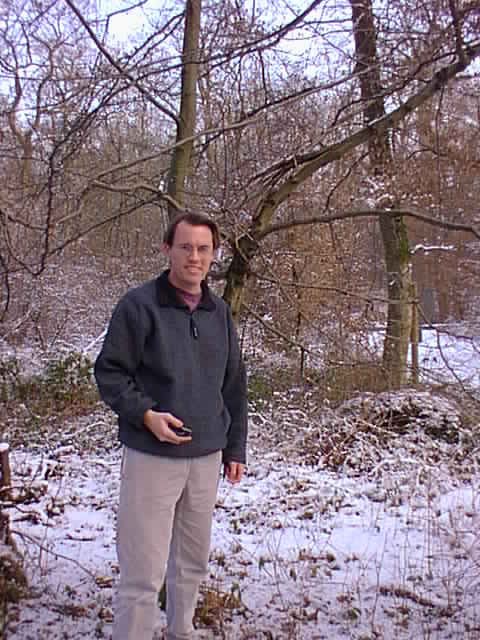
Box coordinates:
[350,0,412,387]
[379,215,412,385]
[223,234,259,317]
[167,0,202,219]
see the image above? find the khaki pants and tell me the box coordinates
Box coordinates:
[112,447,222,640]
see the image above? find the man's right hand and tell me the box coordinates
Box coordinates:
[143,410,192,445]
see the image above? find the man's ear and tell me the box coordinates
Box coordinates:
[162,243,171,258]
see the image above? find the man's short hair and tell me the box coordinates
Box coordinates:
[164,212,220,250]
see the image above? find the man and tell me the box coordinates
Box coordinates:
[94,212,248,640]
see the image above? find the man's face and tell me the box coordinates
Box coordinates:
[163,221,215,293]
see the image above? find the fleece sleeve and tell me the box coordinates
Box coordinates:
[94,295,155,427]
[221,307,248,464]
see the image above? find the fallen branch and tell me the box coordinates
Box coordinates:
[10,529,97,580]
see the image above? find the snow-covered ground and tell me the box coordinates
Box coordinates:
[416,326,480,388]
[2,323,479,639]
[369,324,480,389]
[4,386,480,639]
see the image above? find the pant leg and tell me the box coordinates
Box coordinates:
[165,451,222,640]
[112,448,190,640]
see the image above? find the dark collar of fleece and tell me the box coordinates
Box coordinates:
[155,270,216,311]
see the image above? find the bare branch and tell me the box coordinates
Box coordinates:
[95,114,261,179]
[247,39,480,234]
[260,207,480,240]
[61,180,183,222]
[252,271,390,305]
[93,70,357,182]
[448,0,467,64]
[63,0,180,124]
[10,529,97,580]
[242,302,315,355]
[260,42,480,189]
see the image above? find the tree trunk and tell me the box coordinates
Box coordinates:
[350,0,412,387]
[167,0,202,219]
[223,235,259,319]
[379,215,412,386]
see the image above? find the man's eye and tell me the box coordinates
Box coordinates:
[176,244,212,255]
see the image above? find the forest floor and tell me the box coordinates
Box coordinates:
[2,383,480,640]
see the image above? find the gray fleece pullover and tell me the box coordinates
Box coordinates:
[94,270,248,464]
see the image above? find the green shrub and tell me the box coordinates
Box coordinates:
[42,353,95,409]
[1,353,98,421]
[248,372,275,408]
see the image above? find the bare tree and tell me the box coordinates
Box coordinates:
[218,0,479,383]
[350,0,412,386]
[1,0,479,384]
[166,0,202,218]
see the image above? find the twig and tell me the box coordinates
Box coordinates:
[10,529,97,580]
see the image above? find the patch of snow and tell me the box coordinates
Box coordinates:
[5,392,480,639]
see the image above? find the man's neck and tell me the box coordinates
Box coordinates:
[167,272,202,295]
[175,286,202,312]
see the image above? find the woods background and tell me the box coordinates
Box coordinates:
[1,0,479,389]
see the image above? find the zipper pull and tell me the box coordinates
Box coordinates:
[190,317,199,339]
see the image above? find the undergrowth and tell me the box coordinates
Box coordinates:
[0,353,99,438]
[0,551,28,635]
[248,358,395,409]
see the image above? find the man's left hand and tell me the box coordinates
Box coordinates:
[224,462,244,484]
